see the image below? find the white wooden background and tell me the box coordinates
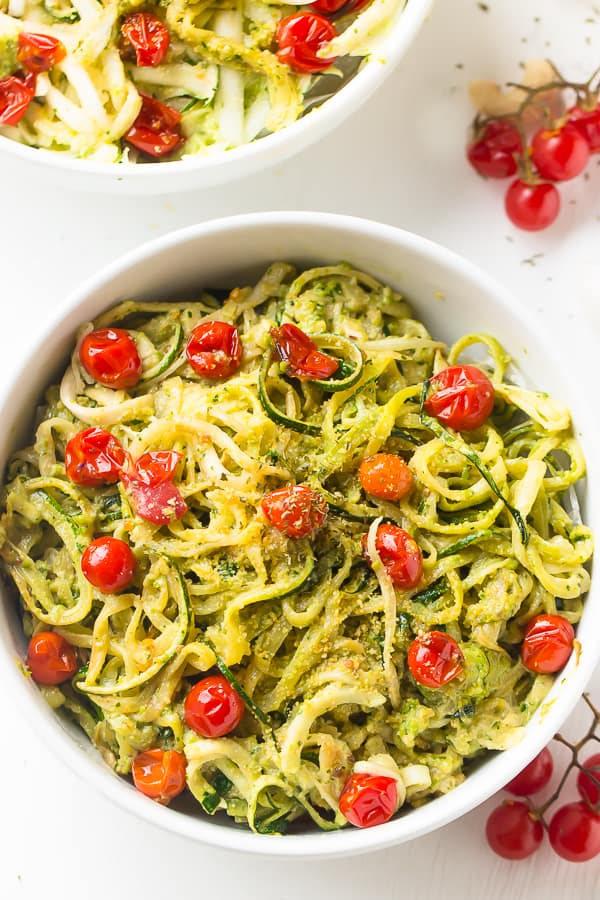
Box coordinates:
[1,0,599,897]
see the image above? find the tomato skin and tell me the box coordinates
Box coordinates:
[311,0,347,12]
[568,104,600,152]
[17,32,66,74]
[184,675,244,738]
[131,748,187,804]
[26,631,78,685]
[121,12,170,67]
[261,485,327,538]
[407,630,463,688]
[339,773,398,828]
[124,477,187,525]
[124,92,183,158]
[358,453,414,501]
[65,428,128,486]
[548,802,600,862]
[424,365,494,431]
[276,13,337,74]
[361,523,423,589]
[520,614,574,674]
[467,119,522,179]
[134,450,181,486]
[504,747,554,796]
[531,125,590,182]
[486,801,543,860]
[270,323,339,381]
[577,753,600,808]
[81,536,136,593]
[505,179,560,231]
[0,72,36,126]
[185,321,243,380]
[79,328,142,390]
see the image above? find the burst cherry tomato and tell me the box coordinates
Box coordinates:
[124,478,187,525]
[424,365,494,431]
[131,748,187,804]
[467,119,522,179]
[577,753,600,808]
[520,614,574,674]
[505,747,554,796]
[270,323,339,381]
[17,32,66,74]
[79,328,142,390]
[121,12,170,67]
[81,536,136,593]
[184,675,245,738]
[311,0,347,12]
[275,13,337,74]
[124,92,183,158]
[26,631,78,685]
[548,802,600,862]
[358,453,414,501]
[185,321,242,379]
[339,773,398,828]
[261,485,327,538]
[505,179,560,231]
[486,801,544,860]
[0,72,36,126]
[361,523,423,589]
[531,124,590,182]
[134,450,181,486]
[65,428,128,486]
[568,104,600,152]
[407,630,463,688]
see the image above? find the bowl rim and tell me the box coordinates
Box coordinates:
[0,211,597,858]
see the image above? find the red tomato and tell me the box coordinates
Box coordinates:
[311,0,347,12]
[568,104,600,152]
[467,119,522,179]
[505,179,560,231]
[81,536,136,593]
[124,478,187,525]
[261,485,327,538]
[65,428,128,486]
[577,753,600,809]
[358,453,414,501]
[184,675,244,738]
[424,365,494,431]
[361,523,423,589]
[124,92,183,158]
[504,747,554,796]
[407,630,463,688]
[520,614,574,674]
[548,802,600,862]
[270,323,339,381]
[26,631,78,685]
[79,328,142,390]
[0,72,36,126]
[121,12,170,67]
[185,321,242,380]
[276,13,337,74]
[486,801,544,860]
[134,450,182,486]
[17,32,66,74]
[531,124,590,182]
[339,773,398,828]
[131,748,187,804]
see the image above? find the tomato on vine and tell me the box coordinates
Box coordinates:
[568,104,600,152]
[467,119,522,179]
[577,753,600,808]
[505,180,560,231]
[486,801,544,860]
[531,125,590,182]
[548,802,600,862]
[504,747,554,796]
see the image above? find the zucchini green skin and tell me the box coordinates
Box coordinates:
[139,321,184,383]
[310,334,364,393]
[258,353,320,436]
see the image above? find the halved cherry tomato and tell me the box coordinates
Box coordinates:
[520,614,574,674]
[17,32,66,74]
[131,748,187,804]
[0,72,36,126]
[81,536,136,593]
[270,323,339,381]
[407,630,463,688]
[26,631,77,685]
[424,364,495,431]
[184,675,244,738]
[121,12,170,68]
[261,485,327,538]
[79,328,142,390]
[65,428,128,486]
[361,523,423,589]
[185,321,242,380]
[568,104,600,152]
[134,450,181,486]
[358,453,414,501]
[505,747,554,796]
[124,92,183,158]
[339,773,398,828]
[124,477,187,525]
[530,124,590,182]
[275,13,337,74]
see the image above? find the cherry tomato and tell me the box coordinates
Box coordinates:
[407,630,463,688]
[0,72,36,126]
[505,179,560,231]
[124,92,183,158]
[486,801,543,860]
[124,478,187,525]
[275,13,337,74]
[339,773,398,828]
[520,614,574,674]
[424,365,494,431]
[131,748,187,804]
[134,450,182,486]
[531,124,590,182]
[568,104,600,152]
[358,453,414,501]
[467,119,522,179]
[548,801,600,862]
[79,328,142,390]
[271,323,339,381]
[261,485,327,539]
[17,32,66,74]
[504,747,554,796]
[81,536,136,593]
[184,674,244,738]
[26,631,78,685]
[121,12,170,67]
[65,428,128,486]
[577,753,600,809]
[361,523,423,589]
[311,0,347,12]
[186,321,242,380]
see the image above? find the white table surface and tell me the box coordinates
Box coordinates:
[1,0,599,897]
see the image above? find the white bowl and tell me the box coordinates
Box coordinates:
[0,212,597,858]
[0,1,432,194]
